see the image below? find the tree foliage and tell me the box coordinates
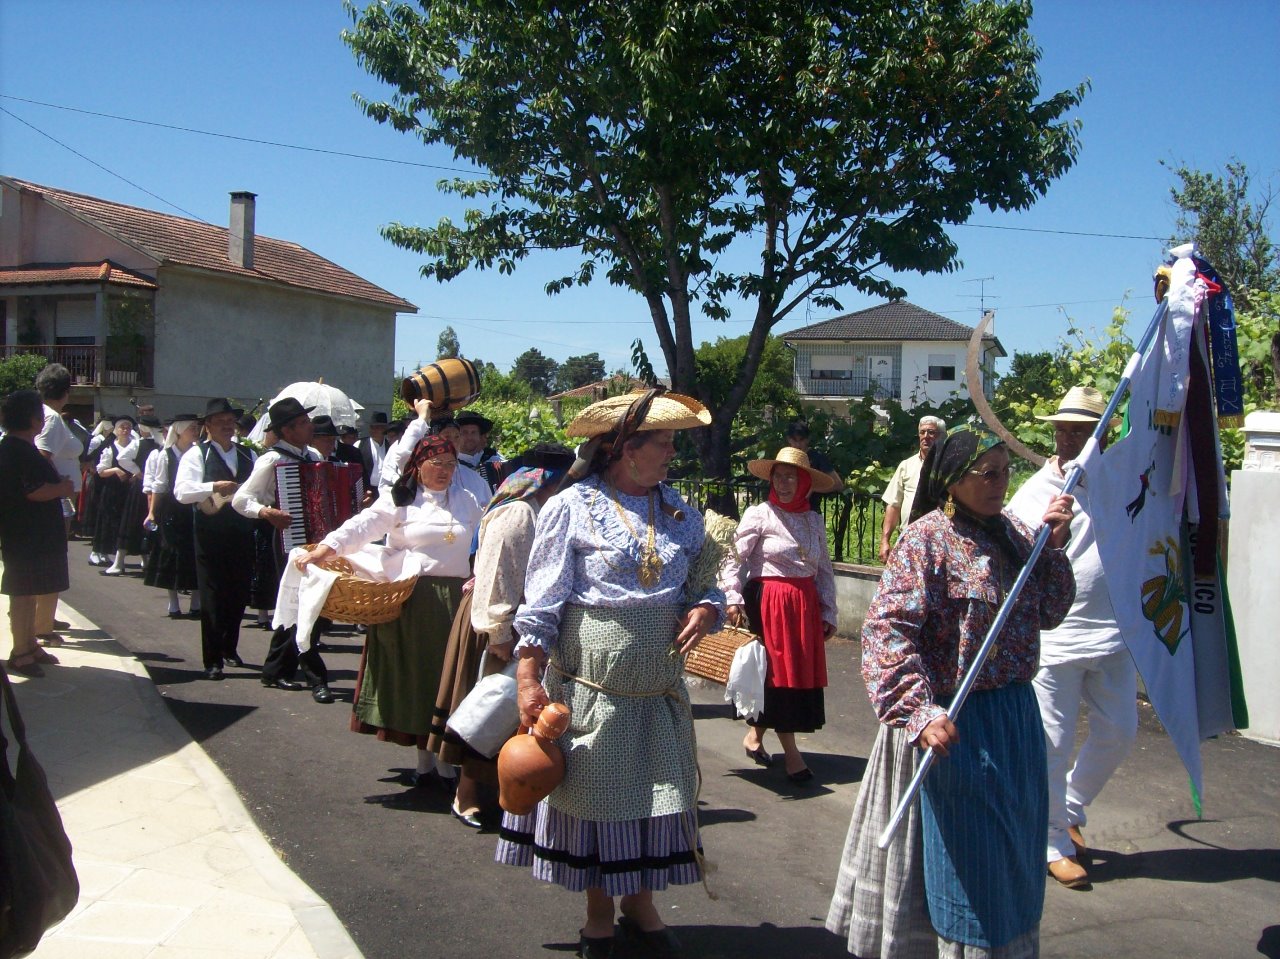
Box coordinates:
[345,0,1085,479]
[555,352,607,393]
[0,353,48,399]
[510,347,560,395]
[435,325,461,359]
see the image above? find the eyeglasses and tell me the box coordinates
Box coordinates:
[424,459,457,471]
[966,466,1012,482]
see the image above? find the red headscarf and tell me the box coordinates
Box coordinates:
[392,434,457,506]
[768,466,812,513]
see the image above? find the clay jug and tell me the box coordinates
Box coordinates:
[497,702,571,815]
[400,357,481,408]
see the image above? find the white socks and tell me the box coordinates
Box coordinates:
[167,590,181,614]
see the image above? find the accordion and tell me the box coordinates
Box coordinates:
[275,461,364,553]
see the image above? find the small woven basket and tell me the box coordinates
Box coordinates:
[684,625,760,686]
[307,547,419,626]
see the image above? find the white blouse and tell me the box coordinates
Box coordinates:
[470,499,539,647]
[320,484,483,578]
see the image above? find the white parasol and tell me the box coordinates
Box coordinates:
[247,381,364,443]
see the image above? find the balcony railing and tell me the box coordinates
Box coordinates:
[796,374,899,399]
[667,477,886,566]
[1,344,153,388]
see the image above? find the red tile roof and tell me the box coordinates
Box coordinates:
[4,178,416,312]
[0,260,158,290]
[782,300,1004,355]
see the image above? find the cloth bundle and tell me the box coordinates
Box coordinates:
[725,641,767,722]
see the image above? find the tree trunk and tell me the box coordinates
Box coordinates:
[1270,332,1280,405]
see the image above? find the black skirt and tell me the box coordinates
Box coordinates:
[91,474,129,555]
[143,497,198,591]
[117,477,149,555]
[743,686,826,734]
[1,545,69,597]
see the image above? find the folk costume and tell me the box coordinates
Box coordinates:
[142,416,201,610]
[828,428,1075,957]
[91,420,137,566]
[175,401,257,674]
[316,434,483,749]
[232,399,330,695]
[496,390,726,904]
[723,448,838,737]
[455,410,505,492]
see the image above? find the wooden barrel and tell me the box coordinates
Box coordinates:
[400,357,481,409]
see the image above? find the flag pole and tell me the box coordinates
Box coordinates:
[876,298,1170,850]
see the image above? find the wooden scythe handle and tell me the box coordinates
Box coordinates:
[966,315,1047,468]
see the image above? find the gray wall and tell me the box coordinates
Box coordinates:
[833,562,882,640]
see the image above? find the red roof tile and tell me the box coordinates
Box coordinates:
[4,178,416,312]
[0,260,158,290]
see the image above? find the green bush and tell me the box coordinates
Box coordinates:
[0,353,49,398]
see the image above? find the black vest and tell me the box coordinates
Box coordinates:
[196,441,255,530]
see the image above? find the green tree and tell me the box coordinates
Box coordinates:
[695,333,797,424]
[345,0,1085,481]
[511,348,559,395]
[1165,159,1278,309]
[0,353,48,398]
[436,325,461,359]
[555,352,607,393]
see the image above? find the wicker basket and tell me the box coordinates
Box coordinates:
[308,547,419,626]
[684,625,760,686]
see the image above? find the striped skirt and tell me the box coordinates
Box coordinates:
[496,804,702,897]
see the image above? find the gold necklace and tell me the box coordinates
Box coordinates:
[594,482,663,589]
[775,507,815,564]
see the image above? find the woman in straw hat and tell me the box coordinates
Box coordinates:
[721,446,838,783]
[496,389,725,959]
[827,426,1075,958]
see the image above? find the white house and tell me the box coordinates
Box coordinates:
[781,300,1005,413]
[0,177,416,421]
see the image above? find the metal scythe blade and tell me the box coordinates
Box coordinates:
[966,314,1047,467]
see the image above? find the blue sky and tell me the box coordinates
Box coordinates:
[2,1,1276,394]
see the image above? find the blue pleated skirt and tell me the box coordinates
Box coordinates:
[921,682,1047,949]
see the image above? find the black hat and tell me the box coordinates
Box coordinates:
[338,424,359,438]
[455,410,494,434]
[201,397,243,421]
[169,412,200,424]
[111,413,138,428]
[236,413,257,432]
[311,414,339,437]
[267,397,316,434]
[519,443,575,471]
[139,414,163,429]
[428,416,458,434]
[385,418,408,436]
[369,411,390,426]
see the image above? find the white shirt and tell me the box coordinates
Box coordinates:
[98,438,140,477]
[142,447,166,494]
[175,440,256,505]
[232,440,313,519]
[881,452,925,521]
[36,405,83,492]
[320,484,483,579]
[379,418,493,506]
[1007,457,1123,664]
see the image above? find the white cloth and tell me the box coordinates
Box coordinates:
[725,640,767,722]
[274,545,429,652]
[231,440,312,518]
[98,438,138,476]
[35,405,83,492]
[1033,650,1138,862]
[319,484,482,577]
[142,447,166,495]
[1007,458,1123,664]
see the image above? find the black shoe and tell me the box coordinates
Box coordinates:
[617,916,681,957]
[786,767,814,784]
[311,684,335,704]
[168,610,183,619]
[578,930,615,959]
[224,653,245,668]
[261,678,305,691]
[51,618,71,630]
[744,745,773,767]
[205,667,225,681]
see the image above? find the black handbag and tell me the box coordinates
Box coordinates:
[0,663,79,959]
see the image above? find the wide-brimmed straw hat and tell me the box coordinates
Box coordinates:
[747,446,838,493]
[567,389,710,438]
[1036,385,1111,423]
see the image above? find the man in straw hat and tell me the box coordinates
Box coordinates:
[879,415,947,562]
[496,388,725,959]
[1008,385,1131,890]
[232,397,334,704]
[174,398,258,682]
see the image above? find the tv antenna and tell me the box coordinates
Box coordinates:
[961,276,998,332]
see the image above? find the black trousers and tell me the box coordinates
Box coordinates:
[262,624,328,686]
[193,512,255,669]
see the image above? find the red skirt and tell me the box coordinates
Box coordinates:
[759,575,827,689]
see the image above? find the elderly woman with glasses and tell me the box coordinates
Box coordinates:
[827,426,1075,959]
[296,422,484,781]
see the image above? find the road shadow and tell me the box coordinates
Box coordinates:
[1086,844,1280,885]
[163,697,259,744]
[696,804,757,828]
[1258,925,1280,959]
[537,923,845,958]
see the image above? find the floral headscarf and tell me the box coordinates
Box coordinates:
[392,434,457,506]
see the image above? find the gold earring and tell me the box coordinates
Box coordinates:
[627,458,642,482]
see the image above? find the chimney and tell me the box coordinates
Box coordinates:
[228,191,256,269]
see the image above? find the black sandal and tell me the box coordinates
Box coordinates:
[618,916,682,957]
[7,653,45,678]
[578,930,615,959]
[744,745,773,767]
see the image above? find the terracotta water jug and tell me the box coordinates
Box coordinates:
[497,702,571,815]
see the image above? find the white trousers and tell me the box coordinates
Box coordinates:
[1033,649,1138,862]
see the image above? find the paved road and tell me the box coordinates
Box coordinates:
[63,539,1279,959]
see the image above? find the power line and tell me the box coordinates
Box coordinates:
[955,221,1165,242]
[0,93,477,176]
[0,105,207,221]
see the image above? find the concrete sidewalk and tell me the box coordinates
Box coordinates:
[1,595,362,959]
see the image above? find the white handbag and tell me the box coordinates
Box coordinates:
[445,653,520,758]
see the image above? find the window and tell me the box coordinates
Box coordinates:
[810,355,854,380]
[927,353,956,381]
